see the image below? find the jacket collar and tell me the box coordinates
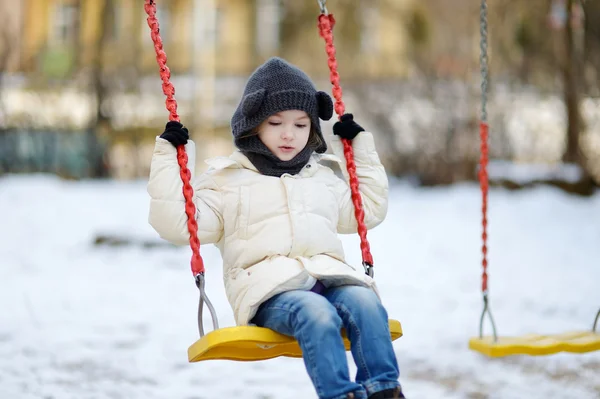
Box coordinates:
[204,151,342,177]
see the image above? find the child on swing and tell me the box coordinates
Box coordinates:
[147,57,405,399]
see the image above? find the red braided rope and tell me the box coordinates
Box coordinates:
[318,13,373,266]
[478,122,489,293]
[144,0,204,276]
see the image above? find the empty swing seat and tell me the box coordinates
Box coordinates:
[188,318,403,362]
[469,330,600,357]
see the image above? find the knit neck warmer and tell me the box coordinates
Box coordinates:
[238,135,313,178]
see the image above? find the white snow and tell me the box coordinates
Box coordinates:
[487,160,585,184]
[1,174,599,399]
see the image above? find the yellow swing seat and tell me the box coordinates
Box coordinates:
[188,318,403,362]
[469,330,600,358]
[469,301,600,358]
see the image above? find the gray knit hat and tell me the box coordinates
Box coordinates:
[231,57,333,154]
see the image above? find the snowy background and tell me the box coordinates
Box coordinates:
[1,174,599,399]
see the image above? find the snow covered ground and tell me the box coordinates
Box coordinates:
[1,174,599,399]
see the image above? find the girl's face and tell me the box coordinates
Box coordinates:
[257,110,311,161]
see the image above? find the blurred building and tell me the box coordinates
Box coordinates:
[2,0,416,178]
[17,0,414,78]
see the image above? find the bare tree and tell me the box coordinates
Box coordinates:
[0,16,12,173]
[0,0,20,126]
[583,0,600,91]
[560,0,583,165]
[85,0,115,178]
[0,27,11,128]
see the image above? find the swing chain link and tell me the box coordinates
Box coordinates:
[479,292,498,341]
[480,0,489,123]
[195,273,220,337]
[363,261,374,278]
[317,0,328,15]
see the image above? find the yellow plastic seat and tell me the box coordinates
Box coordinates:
[188,318,403,362]
[469,330,600,357]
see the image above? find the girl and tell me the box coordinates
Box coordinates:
[147,57,405,399]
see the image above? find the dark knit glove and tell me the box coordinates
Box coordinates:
[160,121,189,147]
[333,114,364,140]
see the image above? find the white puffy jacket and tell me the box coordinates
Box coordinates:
[147,132,389,325]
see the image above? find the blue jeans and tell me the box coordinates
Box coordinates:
[251,285,401,399]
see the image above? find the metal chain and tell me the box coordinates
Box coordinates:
[316,3,373,275]
[479,0,489,298]
[477,0,497,342]
[479,0,488,123]
[144,0,219,339]
[317,0,328,15]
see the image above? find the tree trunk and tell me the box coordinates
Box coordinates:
[70,0,82,76]
[87,0,113,178]
[562,0,582,164]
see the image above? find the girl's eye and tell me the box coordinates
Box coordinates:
[295,124,307,128]
[268,121,281,126]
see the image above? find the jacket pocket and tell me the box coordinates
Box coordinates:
[236,186,250,239]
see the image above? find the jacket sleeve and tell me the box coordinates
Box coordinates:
[330,131,389,234]
[147,137,224,246]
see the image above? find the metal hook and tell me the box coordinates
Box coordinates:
[478,292,498,341]
[317,0,328,15]
[363,261,374,278]
[195,273,219,337]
